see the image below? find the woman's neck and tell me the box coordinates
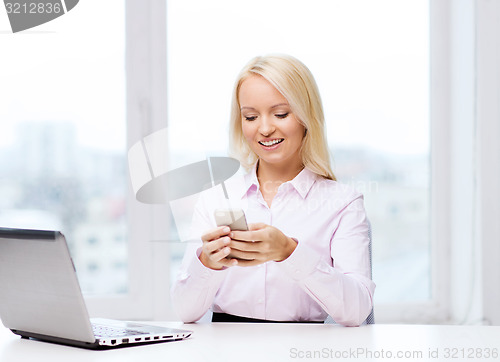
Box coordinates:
[256,159,304,188]
[256,159,303,207]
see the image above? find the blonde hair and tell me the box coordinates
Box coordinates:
[229,54,335,181]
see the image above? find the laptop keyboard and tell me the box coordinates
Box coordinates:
[92,324,148,338]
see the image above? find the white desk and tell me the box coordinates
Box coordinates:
[1,322,499,362]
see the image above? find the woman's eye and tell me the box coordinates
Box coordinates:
[244,116,257,121]
[275,113,289,119]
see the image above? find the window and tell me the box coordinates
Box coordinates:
[10,0,482,323]
[1,0,172,320]
[166,0,430,319]
[0,1,127,295]
[85,0,500,324]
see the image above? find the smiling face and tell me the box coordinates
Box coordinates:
[239,75,305,172]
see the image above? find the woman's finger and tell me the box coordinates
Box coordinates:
[229,239,260,252]
[210,246,230,261]
[230,223,267,242]
[202,226,231,242]
[230,229,265,242]
[247,222,267,231]
[228,249,259,261]
[204,236,230,254]
[210,248,239,267]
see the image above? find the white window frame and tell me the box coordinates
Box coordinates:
[85,0,500,323]
[476,0,500,326]
[374,0,451,323]
[85,0,171,321]
[378,0,500,324]
[437,0,500,326]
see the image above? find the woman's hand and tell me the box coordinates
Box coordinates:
[228,223,298,267]
[199,226,239,270]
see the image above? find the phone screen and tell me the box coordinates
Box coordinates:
[214,209,248,231]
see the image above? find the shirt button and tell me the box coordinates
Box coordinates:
[258,298,264,304]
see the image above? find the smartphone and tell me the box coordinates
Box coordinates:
[214,208,248,231]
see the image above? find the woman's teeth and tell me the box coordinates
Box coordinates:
[259,139,284,146]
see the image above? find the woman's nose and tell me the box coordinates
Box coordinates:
[258,116,275,137]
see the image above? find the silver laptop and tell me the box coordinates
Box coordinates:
[0,227,192,349]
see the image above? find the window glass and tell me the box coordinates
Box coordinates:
[167,0,430,303]
[0,1,127,295]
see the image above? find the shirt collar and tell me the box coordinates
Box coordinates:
[241,162,318,199]
[241,163,260,198]
[289,166,318,199]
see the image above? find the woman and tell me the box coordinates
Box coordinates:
[171,54,375,326]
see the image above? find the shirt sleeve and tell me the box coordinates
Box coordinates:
[170,192,229,323]
[276,195,375,327]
